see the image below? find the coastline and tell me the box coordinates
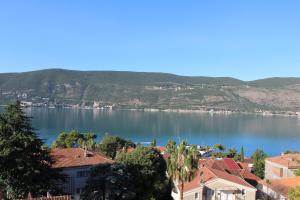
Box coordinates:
[4,104,299,118]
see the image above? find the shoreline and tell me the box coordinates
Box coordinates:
[5,104,299,118]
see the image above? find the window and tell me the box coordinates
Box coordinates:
[195,192,199,199]
[280,168,283,177]
[207,190,214,200]
[220,192,233,200]
[76,188,81,194]
[77,170,90,177]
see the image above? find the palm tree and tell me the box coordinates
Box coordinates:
[166,140,198,200]
[213,143,225,152]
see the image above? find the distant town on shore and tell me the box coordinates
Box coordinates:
[2,69,300,118]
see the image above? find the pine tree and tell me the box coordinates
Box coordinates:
[251,149,267,179]
[0,101,63,199]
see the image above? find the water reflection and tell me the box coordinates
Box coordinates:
[21,108,300,156]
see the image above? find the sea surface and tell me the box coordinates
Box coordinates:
[7,107,300,156]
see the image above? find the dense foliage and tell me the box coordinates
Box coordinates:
[81,163,136,200]
[1,69,293,112]
[52,130,96,150]
[98,135,135,159]
[166,140,198,200]
[294,160,300,176]
[251,149,267,179]
[116,146,171,200]
[0,102,63,199]
[211,144,244,161]
[289,186,300,200]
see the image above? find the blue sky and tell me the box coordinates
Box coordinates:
[0,0,300,80]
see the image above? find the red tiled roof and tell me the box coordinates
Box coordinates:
[51,148,113,168]
[209,167,255,188]
[243,157,253,164]
[181,166,255,193]
[223,158,241,170]
[266,153,300,168]
[182,167,216,192]
[238,162,251,170]
[156,146,166,152]
[240,169,260,182]
[187,158,260,192]
[259,177,300,197]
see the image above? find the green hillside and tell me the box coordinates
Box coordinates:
[1,69,300,112]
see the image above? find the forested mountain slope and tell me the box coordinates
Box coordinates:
[1,69,300,112]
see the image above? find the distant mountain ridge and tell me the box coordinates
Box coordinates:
[1,69,300,112]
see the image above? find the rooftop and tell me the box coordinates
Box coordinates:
[51,148,113,168]
[182,158,258,193]
[259,177,300,197]
[266,153,300,168]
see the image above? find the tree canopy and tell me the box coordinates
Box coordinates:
[289,186,300,200]
[52,130,96,150]
[116,146,171,200]
[98,135,135,159]
[81,163,136,200]
[251,149,267,179]
[0,101,63,199]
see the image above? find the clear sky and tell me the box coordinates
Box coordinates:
[0,0,300,80]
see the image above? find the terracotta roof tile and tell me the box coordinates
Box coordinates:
[209,167,255,188]
[191,158,259,191]
[51,148,113,168]
[259,177,300,197]
[223,158,241,170]
[181,167,216,192]
[181,164,256,193]
[156,146,166,153]
[266,153,300,168]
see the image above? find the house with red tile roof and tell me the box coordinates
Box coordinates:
[265,153,300,180]
[172,158,258,200]
[50,148,113,199]
[257,176,300,200]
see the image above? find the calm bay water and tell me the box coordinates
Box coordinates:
[14,108,300,156]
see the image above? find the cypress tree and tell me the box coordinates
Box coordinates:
[240,146,245,162]
[0,101,63,199]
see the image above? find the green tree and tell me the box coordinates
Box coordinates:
[0,102,63,199]
[234,146,245,162]
[150,138,157,147]
[293,160,300,176]
[239,146,245,162]
[166,140,198,200]
[78,132,97,150]
[211,144,226,158]
[81,163,136,200]
[284,150,299,154]
[98,135,136,159]
[289,186,300,200]
[116,146,171,200]
[226,148,237,158]
[52,131,96,150]
[213,143,226,152]
[251,149,267,179]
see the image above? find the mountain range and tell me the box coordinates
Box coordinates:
[1,69,300,113]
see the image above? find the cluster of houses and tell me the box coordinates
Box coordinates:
[7,147,300,200]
